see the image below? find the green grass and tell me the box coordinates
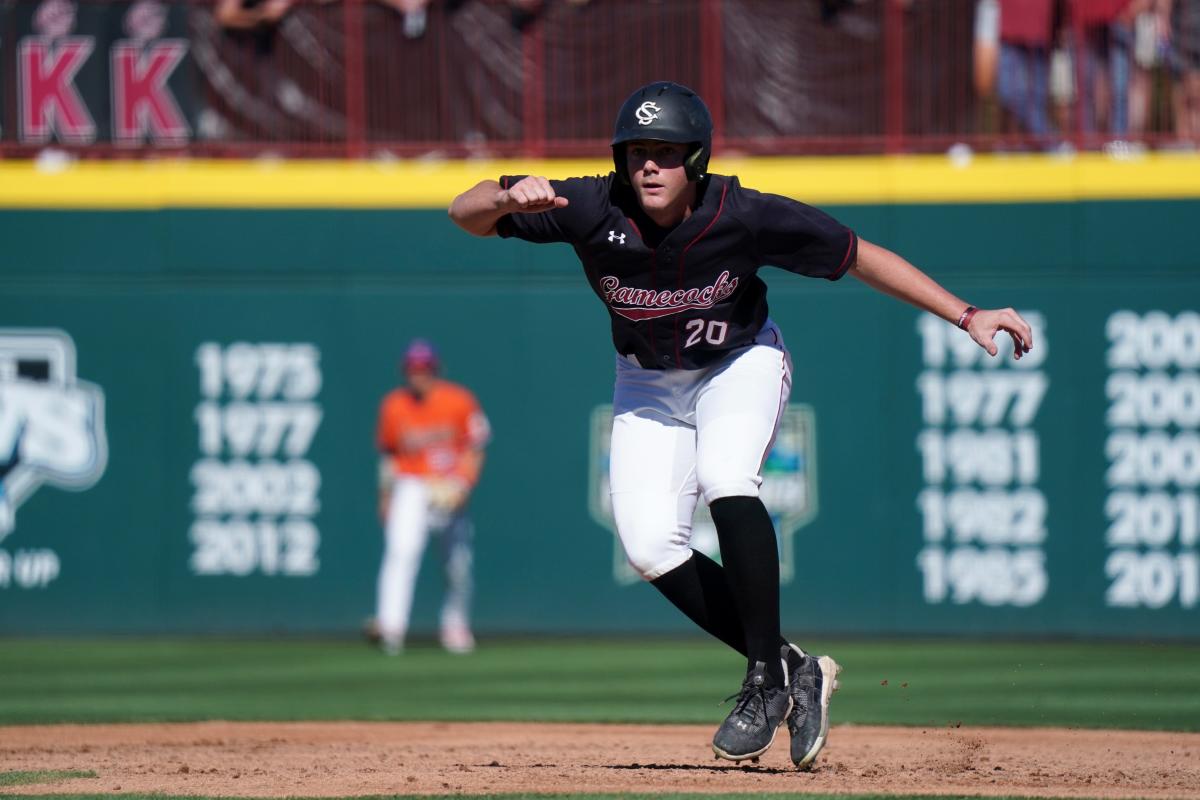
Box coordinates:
[0,771,96,787]
[1,637,1198,730]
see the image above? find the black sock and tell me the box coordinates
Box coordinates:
[651,549,756,656]
[709,495,785,687]
[649,543,797,678]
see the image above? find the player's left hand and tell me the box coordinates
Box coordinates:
[966,307,1034,361]
[428,478,469,512]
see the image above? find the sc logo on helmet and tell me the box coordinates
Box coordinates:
[635,101,661,126]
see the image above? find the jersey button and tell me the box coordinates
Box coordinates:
[660,355,671,365]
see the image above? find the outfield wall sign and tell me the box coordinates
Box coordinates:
[7,0,194,146]
[912,312,1050,607]
[189,342,323,578]
[1101,311,1200,610]
[0,328,106,590]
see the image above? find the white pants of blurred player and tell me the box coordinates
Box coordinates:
[609,319,793,580]
[376,476,474,653]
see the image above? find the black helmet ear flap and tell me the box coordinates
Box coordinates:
[613,142,630,185]
[684,145,708,181]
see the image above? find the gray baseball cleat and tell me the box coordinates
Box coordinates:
[783,643,841,770]
[711,660,793,762]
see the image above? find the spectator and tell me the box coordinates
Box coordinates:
[372,340,490,655]
[975,0,1001,132]
[1167,0,1200,143]
[1071,0,1136,143]
[1049,0,1077,136]
[997,0,1058,141]
[1127,0,1166,135]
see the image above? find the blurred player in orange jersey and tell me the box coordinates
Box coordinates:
[373,339,490,655]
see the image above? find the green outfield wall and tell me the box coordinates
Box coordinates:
[1,160,1198,638]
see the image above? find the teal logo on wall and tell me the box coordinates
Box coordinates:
[0,329,107,539]
[588,404,819,585]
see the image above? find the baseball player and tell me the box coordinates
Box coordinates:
[373,340,490,655]
[448,82,1033,768]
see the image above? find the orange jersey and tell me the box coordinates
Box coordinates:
[377,380,490,482]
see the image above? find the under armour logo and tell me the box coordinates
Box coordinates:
[635,101,661,126]
[608,231,626,244]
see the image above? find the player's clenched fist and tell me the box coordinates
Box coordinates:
[502,176,569,213]
[448,176,569,236]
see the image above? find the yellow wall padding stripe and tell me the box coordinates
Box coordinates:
[1,153,1198,209]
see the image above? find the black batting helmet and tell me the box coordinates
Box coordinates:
[611,81,713,183]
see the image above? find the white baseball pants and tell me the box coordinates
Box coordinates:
[609,320,793,580]
[375,477,473,645]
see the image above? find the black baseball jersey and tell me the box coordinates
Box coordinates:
[496,172,857,370]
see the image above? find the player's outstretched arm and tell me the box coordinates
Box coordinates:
[448,177,568,237]
[849,237,1034,360]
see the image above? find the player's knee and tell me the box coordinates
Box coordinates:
[383,532,425,562]
[444,545,472,587]
[622,539,691,580]
[610,489,695,579]
[612,508,691,580]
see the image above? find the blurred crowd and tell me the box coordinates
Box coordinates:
[202,0,1199,151]
[976,0,1200,150]
[11,0,1169,153]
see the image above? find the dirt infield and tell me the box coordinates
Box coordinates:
[1,721,1198,798]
